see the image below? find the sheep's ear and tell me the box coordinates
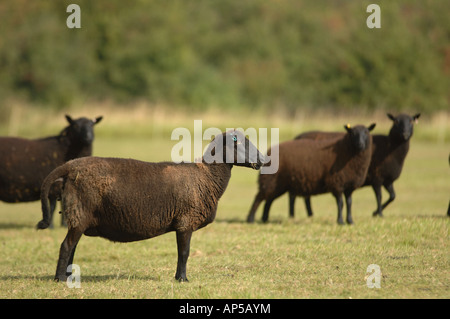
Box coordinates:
[65,115,74,125]
[344,123,352,133]
[387,113,396,121]
[368,123,376,132]
[94,116,103,124]
[413,113,421,124]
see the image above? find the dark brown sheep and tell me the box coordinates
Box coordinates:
[246,124,375,225]
[37,130,264,282]
[292,113,420,218]
[0,115,102,227]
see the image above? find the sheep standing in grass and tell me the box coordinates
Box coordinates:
[0,115,102,227]
[246,124,375,225]
[292,113,420,218]
[37,130,264,282]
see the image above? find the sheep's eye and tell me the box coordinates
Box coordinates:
[232,136,237,142]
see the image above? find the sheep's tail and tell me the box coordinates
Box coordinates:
[36,164,70,230]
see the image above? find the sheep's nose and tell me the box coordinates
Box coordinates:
[251,162,261,170]
[251,154,265,170]
[402,132,410,140]
[258,155,265,166]
[356,141,365,151]
[83,131,94,143]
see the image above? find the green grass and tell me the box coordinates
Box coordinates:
[0,109,448,299]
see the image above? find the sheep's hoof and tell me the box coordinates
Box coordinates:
[337,220,345,225]
[36,220,50,230]
[176,277,189,283]
[372,211,383,217]
[54,275,68,282]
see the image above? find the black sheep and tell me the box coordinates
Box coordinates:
[292,113,420,218]
[0,115,102,226]
[247,124,375,225]
[37,130,264,282]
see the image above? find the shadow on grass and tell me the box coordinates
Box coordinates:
[214,217,285,224]
[0,222,35,230]
[0,274,161,282]
[215,214,449,225]
[415,214,449,219]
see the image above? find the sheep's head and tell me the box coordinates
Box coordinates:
[344,123,376,152]
[64,115,103,145]
[203,130,264,170]
[387,113,420,142]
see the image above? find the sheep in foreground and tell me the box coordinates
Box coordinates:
[0,115,103,227]
[246,123,375,225]
[292,113,420,218]
[37,130,264,282]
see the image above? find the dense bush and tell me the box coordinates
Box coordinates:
[0,0,448,112]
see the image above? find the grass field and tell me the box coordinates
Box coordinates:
[0,106,448,298]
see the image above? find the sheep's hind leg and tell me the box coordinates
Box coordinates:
[48,199,57,229]
[54,228,82,282]
[60,207,68,227]
[175,231,192,282]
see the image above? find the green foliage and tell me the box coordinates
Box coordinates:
[0,0,448,112]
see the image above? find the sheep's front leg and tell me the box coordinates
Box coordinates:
[304,196,313,217]
[289,192,296,218]
[261,199,274,223]
[344,190,354,225]
[334,193,344,225]
[371,184,383,217]
[247,192,264,223]
[380,183,396,215]
[175,231,192,282]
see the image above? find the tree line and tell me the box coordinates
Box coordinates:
[0,0,448,113]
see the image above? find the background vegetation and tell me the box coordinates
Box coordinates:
[0,0,449,115]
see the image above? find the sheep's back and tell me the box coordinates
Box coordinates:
[295,131,344,141]
[62,157,223,241]
[0,137,64,202]
[283,139,340,195]
[268,137,371,196]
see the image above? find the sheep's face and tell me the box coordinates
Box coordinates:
[387,113,420,142]
[203,130,264,169]
[344,123,376,152]
[65,115,103,145]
